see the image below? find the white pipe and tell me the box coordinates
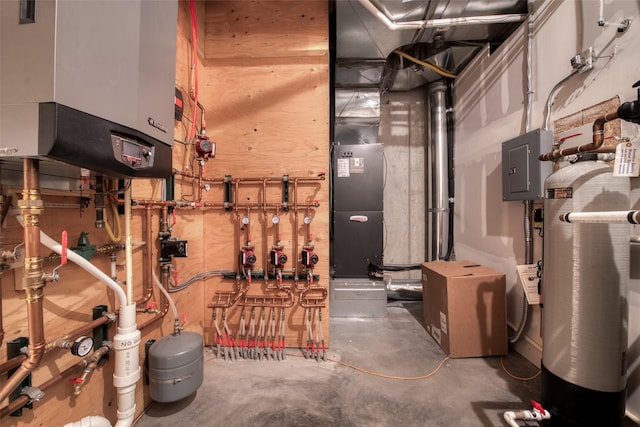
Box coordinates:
[503,411,521,427]
[560,210,640,224]
[356,0,525,31]
[112,180,140,427]
[64,415,112,427]
[45,181,140,427]
[503,408,551,426]
[153,268,179,322]
[110,256,117,281]
[112,304,141,427]
[14,214,127,308]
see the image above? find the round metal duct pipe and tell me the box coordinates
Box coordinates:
[426,81,449,261]
[541,161,629,426]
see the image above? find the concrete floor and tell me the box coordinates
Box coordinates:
[136,300,544,427]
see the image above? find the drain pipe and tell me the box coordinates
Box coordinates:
[112,180,141,427]
[62,182,140,427]
[0,159,46,404]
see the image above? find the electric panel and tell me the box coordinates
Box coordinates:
[501,129,553,201]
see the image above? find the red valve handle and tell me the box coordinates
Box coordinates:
[61,230,68,265]
[69,378,84,384]
[531,400,546,415]
[147,302,157,309]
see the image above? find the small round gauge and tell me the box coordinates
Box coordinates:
[272,215,280,224]
[242,216,250,225]
[303,216,312,224]
[71,336,94,357]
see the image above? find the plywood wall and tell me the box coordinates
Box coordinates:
[195,0,330,348]
[1,0,329,425]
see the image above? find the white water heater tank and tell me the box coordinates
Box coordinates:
[542,160,630,426]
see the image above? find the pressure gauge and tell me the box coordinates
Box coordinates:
[272,215,280,224]
[303,216,312,225]
[70,336,94,357]
[242,216,250,225]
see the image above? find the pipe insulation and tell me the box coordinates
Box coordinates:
[559,210,640,224]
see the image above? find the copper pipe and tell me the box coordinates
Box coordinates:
[2,315,110,374]
[208,278,249,309]
[171,170,325,185]
[262,178,270,290]
[172,168,223,183]
[73,345,111,396]
[197,162,203,203]
[0,358,87,418]
[0,354,27,376]
[232,176,325,184]
[131,199,176,208]
[239,294,294,308]
[45,315,111,352]
[0,270,4,349]
[0,159,46,404]
[539,111,619,161]
[134,206,155,307]
[293,178,301,291]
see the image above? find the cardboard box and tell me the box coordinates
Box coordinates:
[421,260,507,358]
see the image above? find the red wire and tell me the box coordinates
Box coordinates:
[189,0,199,142]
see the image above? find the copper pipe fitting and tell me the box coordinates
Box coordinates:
[0,159,46,404]
[539,111,619,161]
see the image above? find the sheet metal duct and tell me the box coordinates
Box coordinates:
[336,0,526,91]
[0,0,177,178]
[426,81,449,261]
